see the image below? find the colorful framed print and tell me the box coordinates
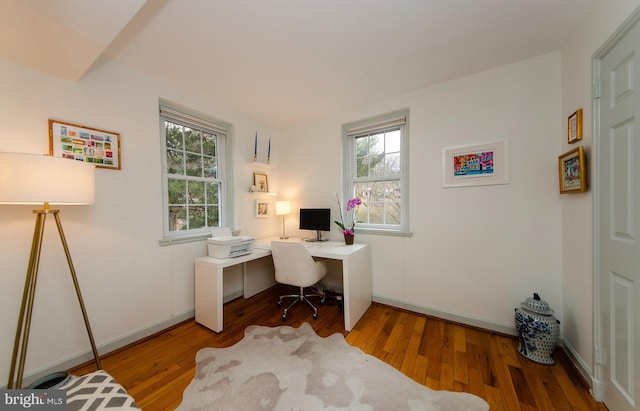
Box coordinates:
[568,109,583,144]
[442,141,509,187]
[49,119,121,170]
[558,146,587,193]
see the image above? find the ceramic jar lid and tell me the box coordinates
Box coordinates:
[521,293,554,315]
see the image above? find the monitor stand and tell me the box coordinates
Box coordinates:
[303,230,328,242]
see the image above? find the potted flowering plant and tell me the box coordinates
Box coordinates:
[335,194,362,244]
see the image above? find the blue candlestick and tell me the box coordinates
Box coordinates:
[267,138,271,164]
[254,132,257,162]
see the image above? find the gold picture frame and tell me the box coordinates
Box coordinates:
[567,109,583,144]
[558,146,586,193]
[253,172,269,192]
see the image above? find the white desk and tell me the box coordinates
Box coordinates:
[194,237,371,333]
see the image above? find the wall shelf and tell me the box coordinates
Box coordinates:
[249,161,273,170]
[249,160,276,195]
[248,190,277,196]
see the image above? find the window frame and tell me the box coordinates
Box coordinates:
[341,109,411,236]
[159,101,235,244]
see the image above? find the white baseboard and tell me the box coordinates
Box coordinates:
[372,295,517,336]
[5,310,195,389]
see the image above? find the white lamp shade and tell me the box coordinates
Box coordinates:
[275,200,291,216]
[0,152,95,205]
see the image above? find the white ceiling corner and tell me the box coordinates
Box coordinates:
[0,0,147,82]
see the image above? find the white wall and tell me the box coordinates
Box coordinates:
[279,52,564,334]
[0,57,280,386]
[559,0,640,385]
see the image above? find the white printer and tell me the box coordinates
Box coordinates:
[207,227,255,258]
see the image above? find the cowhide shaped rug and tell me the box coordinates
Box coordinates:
[178,323,488,411]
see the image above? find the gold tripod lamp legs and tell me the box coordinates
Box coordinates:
[7,208,102,389]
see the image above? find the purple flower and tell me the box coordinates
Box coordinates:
[346,198,362,211]
[335,194,364,233]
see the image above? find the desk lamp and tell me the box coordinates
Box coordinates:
[275,201,291,239]
[0,152,102,389]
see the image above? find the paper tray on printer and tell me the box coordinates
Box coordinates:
[207,236,253,245]
[208,236,242,245]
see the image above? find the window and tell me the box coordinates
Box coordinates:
[342,109,410,235]
[160,103,231,241]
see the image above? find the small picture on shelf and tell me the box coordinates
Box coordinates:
[254,172,268,192]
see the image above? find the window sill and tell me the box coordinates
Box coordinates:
[159,233,210,246]
[355,228,413,237]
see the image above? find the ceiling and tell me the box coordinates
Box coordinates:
[0,0,593,128]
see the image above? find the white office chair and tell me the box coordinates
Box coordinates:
[271,241,327,320]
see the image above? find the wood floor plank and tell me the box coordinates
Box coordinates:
[489,334,521,410]
[499,334,523,367]
[467,367,486,400]
[439,362,455,391]
[509,364,537,408]
[399,317,424,377]
[484,384,507,411]
[67,285,607,411]
[454,350,469,386]
[411,354,429,385]
[552,362,592,410]
[453,324,466,353]
[526,368,555,411]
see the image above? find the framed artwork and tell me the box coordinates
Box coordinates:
[49,119,121,170]
[568,109,583,144]
[558,146,587,193]
[442,140,509,187]
[253,172,269,192]
[255,200,269,218]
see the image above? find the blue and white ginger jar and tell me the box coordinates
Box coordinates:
[514,293,560,364]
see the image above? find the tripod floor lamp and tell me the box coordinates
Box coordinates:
[0,152,102,389]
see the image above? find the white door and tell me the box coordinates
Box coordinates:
[596,12,640,411]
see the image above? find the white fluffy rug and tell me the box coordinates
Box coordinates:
[178,323,488,411]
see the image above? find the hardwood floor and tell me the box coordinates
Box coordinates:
[69,284,608,410]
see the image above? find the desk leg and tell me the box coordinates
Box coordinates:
[342,248,372,331]
[195,260,224,333]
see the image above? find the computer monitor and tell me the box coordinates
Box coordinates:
[299,208,331,241]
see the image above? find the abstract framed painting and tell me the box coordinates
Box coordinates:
[442,140,509,188]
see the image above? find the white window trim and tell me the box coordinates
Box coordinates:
[341,109,412,237]
[158,100,235,245]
